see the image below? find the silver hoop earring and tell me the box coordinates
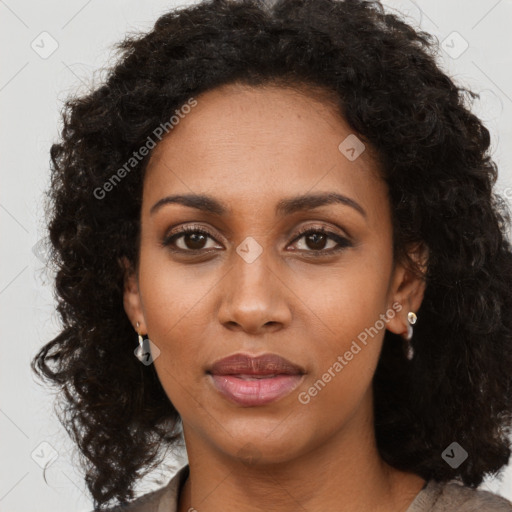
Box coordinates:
[403,311,417,360]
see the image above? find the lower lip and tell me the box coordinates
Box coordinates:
[209,374,304,407]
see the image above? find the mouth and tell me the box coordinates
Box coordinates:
[207,353,306,407]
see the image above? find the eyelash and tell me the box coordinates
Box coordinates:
[161,224,353,257]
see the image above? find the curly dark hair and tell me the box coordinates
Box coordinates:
[31,0,512,509]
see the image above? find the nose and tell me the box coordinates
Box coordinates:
[216,243,292,335]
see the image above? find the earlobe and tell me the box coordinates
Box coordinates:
[119,256,147,334]
[386,243,428,339]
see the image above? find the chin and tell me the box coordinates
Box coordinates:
[211,417,314,466]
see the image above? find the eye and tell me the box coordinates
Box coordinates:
[288,226,353,256]
[162,225,220,252]
[161,224,353,255]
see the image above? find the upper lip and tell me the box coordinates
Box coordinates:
[208,353,306,376]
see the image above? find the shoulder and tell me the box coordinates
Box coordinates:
[90,464,189,512]
[436,481,512,512]
[412,479,512,512]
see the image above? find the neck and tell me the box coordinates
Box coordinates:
[177,389,425,512]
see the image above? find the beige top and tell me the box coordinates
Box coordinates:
[97,464,512,511]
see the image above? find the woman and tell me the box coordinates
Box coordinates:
[32,0,512,510]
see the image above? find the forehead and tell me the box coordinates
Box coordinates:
[142,83,387,222]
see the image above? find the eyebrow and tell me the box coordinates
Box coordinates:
[150,192,367,219]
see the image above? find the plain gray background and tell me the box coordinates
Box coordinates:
[1,0,512,510]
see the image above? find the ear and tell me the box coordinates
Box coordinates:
[119,256,147,335]
[386,242,428,339]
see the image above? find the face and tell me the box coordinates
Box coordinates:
[123,82,426,465]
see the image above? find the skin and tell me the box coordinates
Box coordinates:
[123,82,429,512]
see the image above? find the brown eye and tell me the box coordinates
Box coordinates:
[162,225,352,256]
[162,226,220,252]
[290,227,353,255]
[303,232,329,251]
[180,232,208,250]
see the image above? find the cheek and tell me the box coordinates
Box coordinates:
[136,250,216,400]
[304,247,393,337]
[298,303,384,422]
[298,248,392,397]
[139,244,219,334]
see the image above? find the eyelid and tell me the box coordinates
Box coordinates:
[287,225,353,255]
[162,223,222,249]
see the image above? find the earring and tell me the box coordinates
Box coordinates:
[403,311,417,360]
[136,321,143,349]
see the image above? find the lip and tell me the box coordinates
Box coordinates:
[207,353,306,407]
[209,353,305,376]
